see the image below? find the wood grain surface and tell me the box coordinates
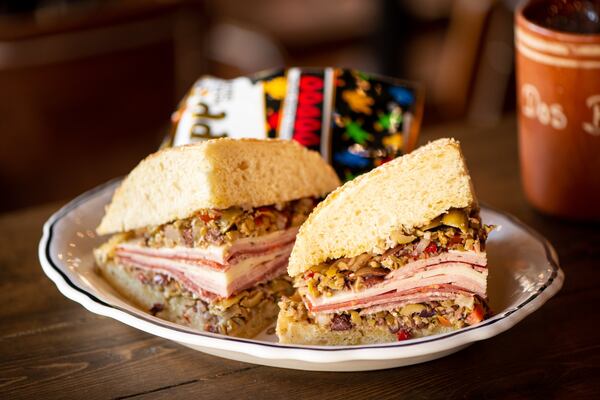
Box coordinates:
[1,117,599,399]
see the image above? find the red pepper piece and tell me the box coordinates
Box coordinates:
[466,303,485,325]
[424,242,438,255]
[396,329,411,341]
[199,213,213,223]
[448,234,463,246]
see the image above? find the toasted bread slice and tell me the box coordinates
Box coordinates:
[97,138,340,235]
[288,138,476,277]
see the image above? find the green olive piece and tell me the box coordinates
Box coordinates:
[391,230,417,244]
[421,216,442,231]
[309,264,329,274]
[350,311,362,325]
[240,290,264,308]
[442,209,468,233]
[400,303,426,316]
[217,291,247,310]
[217,207,244,232]
[307,279,320,298]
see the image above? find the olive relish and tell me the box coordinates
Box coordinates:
[298,208,493,298]
[279,293,488,339]
[138,198,317,248]
[133,265,294,335]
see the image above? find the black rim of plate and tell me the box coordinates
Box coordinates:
[42,178,560,352]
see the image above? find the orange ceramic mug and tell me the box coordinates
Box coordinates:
[516,0,600,220]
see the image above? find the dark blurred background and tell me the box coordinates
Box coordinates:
[0,0,519,213]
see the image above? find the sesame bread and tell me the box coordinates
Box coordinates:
[97,138,340,235]
[287,138,476,277]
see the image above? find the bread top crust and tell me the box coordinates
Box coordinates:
[287,138,477,277]
[97,138,341,235]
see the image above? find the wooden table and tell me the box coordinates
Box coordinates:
[1,117,598,399]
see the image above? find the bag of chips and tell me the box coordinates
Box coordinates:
[165,67,423,180]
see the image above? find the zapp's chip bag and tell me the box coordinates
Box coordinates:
[165,67,423,180]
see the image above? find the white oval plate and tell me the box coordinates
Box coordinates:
[39,179,564,371]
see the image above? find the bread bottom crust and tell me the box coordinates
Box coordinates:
[277,310,399,345]
[98,261,283,338]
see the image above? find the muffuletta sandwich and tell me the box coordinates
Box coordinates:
[94,138,340,338]
[277,138,492,345]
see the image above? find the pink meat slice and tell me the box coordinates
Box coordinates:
[116,251,290,301]
[114,228,298,299]
[117,227,299,269]
[304,251,487,313]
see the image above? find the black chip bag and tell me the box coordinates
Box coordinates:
[165,67,424,181]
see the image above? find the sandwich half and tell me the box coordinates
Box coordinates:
[94,138,340,338]
[277,138,493,345]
